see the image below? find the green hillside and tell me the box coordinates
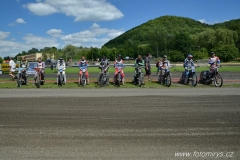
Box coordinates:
[103,15,240,62]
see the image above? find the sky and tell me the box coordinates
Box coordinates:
[0,0,240,58]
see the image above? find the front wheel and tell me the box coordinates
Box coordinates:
[138,72,142,87]
[116,72,121,86]
[214,73,223,87]
[81,74,86,86]
[191,73,198,87]
[165,74,171,87]
[98,73,105,87]
[58,73,63,86]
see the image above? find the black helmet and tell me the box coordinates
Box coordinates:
[188,54,193,58]
[59,58,63,60]
[118,54,121,57]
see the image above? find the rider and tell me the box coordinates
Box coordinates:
[34,57,45,84]
[99,55,109,72]
[159,55,170,83]
[208,52,220,73]
[20,57,28,85]
[78,56,89,84]
[133,55,145,84]
[183,54,195,77]
[113,54,125,85]
[56,58,66,85]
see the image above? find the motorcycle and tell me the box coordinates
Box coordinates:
[114,64,124,87]
[180,66,198,86]
[34,68,44,88]
[199,66,223,87]
[15,67,27,87]
[98,65,109,87]
[133,65,144,87]
[78,66,87,86]
[57,66,65,86]
[158,68,171,87]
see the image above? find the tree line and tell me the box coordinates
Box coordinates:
[103,16,240,62]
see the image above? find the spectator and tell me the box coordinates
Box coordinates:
[156,58,162,75]
[144,53,151,81]
[9,57,16,80]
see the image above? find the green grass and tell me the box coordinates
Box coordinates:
[171,66,240,72]
[44,66,240,74]
[42,66,240,74]
[1,65,239,75]
[0,77,239,89]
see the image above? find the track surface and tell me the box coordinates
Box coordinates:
[0,88,240,160]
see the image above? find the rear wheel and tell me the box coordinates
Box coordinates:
[78,75,81,86]
[17,73,22,87]
[214,73,223,87]
[199,72,204,84]
[37,74,40,88]
[98,74,102,85]
[106,76,109,85]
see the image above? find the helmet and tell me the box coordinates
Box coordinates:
[188,54,193,58]
[163,55,167,58]
[59,58,63,60]
[102,55,106,59]
[118,54,121,57]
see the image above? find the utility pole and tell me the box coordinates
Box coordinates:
[65,52,67,62]
[92,50,93,63]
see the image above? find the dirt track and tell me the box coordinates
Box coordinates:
[0,88,240,159]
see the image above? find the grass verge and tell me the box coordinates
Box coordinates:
[0,78,239,89]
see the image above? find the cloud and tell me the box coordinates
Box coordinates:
[16,18,27,24]
[47,29,63,38]
[0,23,124,57]
[24,3,58,16]
[24,0,124,21]
[198,19,228,25]
[8,23,15,26]
[198,19,208,24]
[60,23,124,47]
[0,31,11,40]
[0,31,60,57]
[23,34,59,48]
